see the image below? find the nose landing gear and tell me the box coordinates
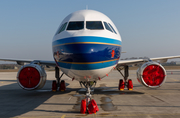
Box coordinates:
[79,81,99,114]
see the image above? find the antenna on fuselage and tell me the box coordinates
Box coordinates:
[86,5,88,10]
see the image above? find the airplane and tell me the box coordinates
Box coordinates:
[1,9,180,114]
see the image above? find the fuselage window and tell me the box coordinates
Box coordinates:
[86,21,104,30]
[104,22,113,32]
[56,22,67,34]
[67,21,84,30]
[108,23,117,34]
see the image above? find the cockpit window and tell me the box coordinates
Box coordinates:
[86,21,104,30]
[104,22,113,32]
[67,21,84,30]
[56,22,67,34]
[108,23,117,34]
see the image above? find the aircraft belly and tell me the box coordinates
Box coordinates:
[60,65,115,81]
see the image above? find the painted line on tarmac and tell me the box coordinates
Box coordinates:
[170,78,179,81]
[61,115,66,118]
[68,96,72,101]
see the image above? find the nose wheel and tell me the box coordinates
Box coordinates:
[80,82,99,114]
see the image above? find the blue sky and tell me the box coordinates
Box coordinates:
[0,0,180,63]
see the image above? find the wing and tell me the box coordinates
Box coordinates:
[0,58,57,67]
[116,55,180,67]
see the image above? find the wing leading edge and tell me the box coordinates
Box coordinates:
[117,55,180,67]
[0,58,57,67]
[1,55,180,68]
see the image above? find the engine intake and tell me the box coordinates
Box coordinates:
[17,64,47,90]
[137,61,167,88]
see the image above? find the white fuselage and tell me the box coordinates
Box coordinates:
[52,10,122,81]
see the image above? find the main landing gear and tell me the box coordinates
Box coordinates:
[117,66,133,90]
[52,67,66,91]
[80,81,99,114]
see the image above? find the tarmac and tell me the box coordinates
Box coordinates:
[0,69,180,118]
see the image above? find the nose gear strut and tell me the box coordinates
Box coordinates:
[80,81,99,114]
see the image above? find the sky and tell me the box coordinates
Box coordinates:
[0,0,180,63]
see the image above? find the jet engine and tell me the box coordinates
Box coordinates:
[137,61,167,88]
[17,64,47,90]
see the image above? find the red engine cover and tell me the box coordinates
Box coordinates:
[19,67,40,88]
[137,62,167,88]
[17,64,46,90]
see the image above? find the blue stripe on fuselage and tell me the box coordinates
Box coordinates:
[56,59,119,70]
[52,36,121,70]
[53,44,121,62]
[52,36,121,46]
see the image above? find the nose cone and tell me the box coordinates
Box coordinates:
[53,36,121,70]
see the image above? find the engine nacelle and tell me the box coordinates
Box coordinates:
[137,61,167,88]
[17,64,47,90]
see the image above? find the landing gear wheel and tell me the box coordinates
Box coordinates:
[127,79,133,90]
[80,99,87,114]
[52,80,57,91]
[88,99,99,114]
[80,82,99,114]
[119,79,125,91]
[59,80,66,91]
